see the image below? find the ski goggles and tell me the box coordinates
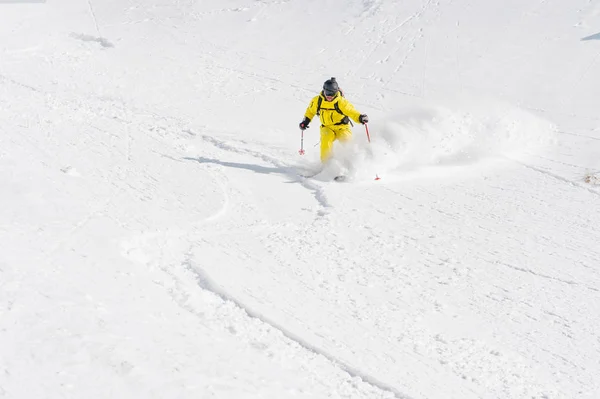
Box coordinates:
[324,90,337,97]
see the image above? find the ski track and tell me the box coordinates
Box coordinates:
[0,73,45,94]
[496,261,599,293]
[197,132,334,211]
[195,168,231,224]
[86,0,101,37]
[135,237,407,398]
[354,0,438,92]
[183,259,413,399]
[510,158,600,197]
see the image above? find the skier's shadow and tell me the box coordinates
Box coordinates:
[582,32,600,41]
[183,156,297,178]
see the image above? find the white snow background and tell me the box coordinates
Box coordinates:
[1,1,600,398]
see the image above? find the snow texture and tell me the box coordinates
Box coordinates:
[1,1,599,398]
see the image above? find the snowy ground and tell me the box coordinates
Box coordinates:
[1,1,600,398]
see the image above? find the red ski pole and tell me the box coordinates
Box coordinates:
[299,129,305,155]
[365,124,380,180]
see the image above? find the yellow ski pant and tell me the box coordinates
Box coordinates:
[320,124,352,162]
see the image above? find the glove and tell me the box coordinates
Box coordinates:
[359,114,369,124]
[299,117,310,130]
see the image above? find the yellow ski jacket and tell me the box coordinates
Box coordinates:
[304,92,362,127]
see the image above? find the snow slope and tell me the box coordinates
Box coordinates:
[1,1,599,398]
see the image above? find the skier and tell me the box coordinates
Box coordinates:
[299,77,368,163]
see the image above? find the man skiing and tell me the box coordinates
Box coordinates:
[299,77,368,163]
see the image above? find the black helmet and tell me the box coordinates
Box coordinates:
[323,77,339,96]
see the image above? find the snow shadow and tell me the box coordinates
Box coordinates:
[70,33,114,48]
[581,32,600,41]
[184,156,295,176]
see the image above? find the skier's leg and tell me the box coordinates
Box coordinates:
[320,126,336,163]
[334,125,353,142]
[333,125,355,176]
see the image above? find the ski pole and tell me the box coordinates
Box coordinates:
[299,129,305,155]
[365,123,381,180]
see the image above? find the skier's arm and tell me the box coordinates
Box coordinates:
[299,96,320,130]
[304,96,319,121]
[337,98,362,123]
